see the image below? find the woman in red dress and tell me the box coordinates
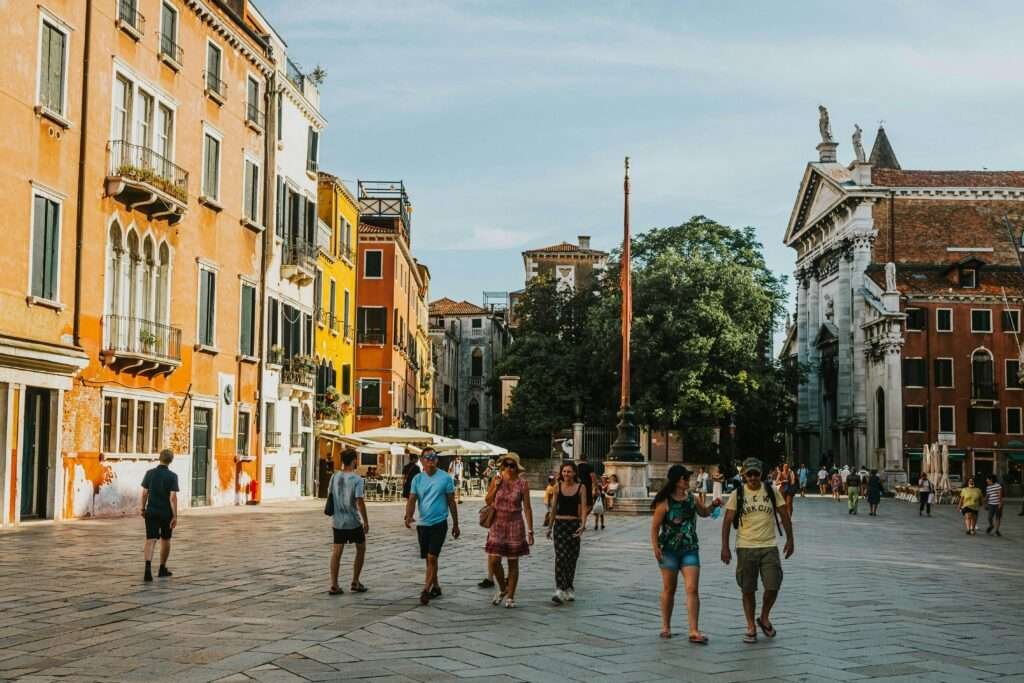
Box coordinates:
[484,453,535,608]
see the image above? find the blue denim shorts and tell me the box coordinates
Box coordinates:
[659,548,700,571]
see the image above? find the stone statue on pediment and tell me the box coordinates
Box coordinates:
[824,294,834,321]
[885,262,897,291]
[853,124,866,163]
[818,105,834,143]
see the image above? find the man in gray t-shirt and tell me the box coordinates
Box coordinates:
[327,448,369,595]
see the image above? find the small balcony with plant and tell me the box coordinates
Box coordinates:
[279,355,315,399]
[105,140,188,223]
[281,240,317,286]
[101,314,182,375]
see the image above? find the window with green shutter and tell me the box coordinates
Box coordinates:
[202,133,220,200]
[198,268,216,346]
[240,283,255,356]
[39,20,67,115]
[31,194,61,301]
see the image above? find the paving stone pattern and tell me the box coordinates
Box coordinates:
[0,495,1021,682]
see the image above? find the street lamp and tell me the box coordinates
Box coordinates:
[729,414,737,466]
[606,157,644,462]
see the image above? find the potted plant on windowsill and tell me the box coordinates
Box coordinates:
[139,329,158,352]
[269,345,284,365]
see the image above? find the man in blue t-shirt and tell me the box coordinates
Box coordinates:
[327,448,369,595]
[140,449,179,582]
[404,448,459,605]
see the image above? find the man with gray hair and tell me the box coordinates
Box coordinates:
[141,449,179,582]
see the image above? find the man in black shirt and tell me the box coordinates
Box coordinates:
[141,449,180,582]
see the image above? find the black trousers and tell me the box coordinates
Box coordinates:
[918,492,931,514]
[553,520,581,591]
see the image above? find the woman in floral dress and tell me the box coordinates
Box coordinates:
[650,464,719,642]
[484,454,534,608]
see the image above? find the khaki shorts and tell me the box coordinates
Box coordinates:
[735,547,783,594]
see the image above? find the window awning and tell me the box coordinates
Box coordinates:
[906,448,923,461]
[1008,452,1024,464]
[948,449,967,461]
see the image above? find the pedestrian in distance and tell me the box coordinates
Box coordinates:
[542,474,557,527]
[918,472,934,516]
[696,467,709,505]
[485,454,534,608]
[858,466,869,498]
[651,464,720,642]
[958,477,983,535]
[327,448,369,595]
[591,475,607,530]
[404,448,460,606]
[797,464,809,498]
[448,454,465,505]
[846,468,862,514]
[779,463,797,517]
[984,474,1004,536]
[547,462,587,605]
[721,457,795,644]
[866,470,884,516]
[141,448,179,582]
[830,470,842,501]
[817,465,829,495]
[400,452,420,500]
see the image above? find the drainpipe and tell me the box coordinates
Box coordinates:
[72,0,94,347]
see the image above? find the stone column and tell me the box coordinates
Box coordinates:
[837,246,853,466]
[796,275,809,429]
[805,269,822,459]
[884,336,904,472]
[850,227,875,468]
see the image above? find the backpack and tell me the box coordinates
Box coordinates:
[732,479,783,535]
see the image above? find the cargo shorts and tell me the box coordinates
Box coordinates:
[735,547,783,594]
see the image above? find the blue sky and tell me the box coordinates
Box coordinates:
[257,0,1024,343]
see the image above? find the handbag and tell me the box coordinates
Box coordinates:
[479,504,496,528]
[324,492,334,516]
[591,493,605,516]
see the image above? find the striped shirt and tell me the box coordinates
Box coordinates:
[985,483,1003,506]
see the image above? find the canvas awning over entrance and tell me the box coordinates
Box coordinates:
[947,449,967,461]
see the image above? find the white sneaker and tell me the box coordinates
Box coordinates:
[565,589,575,602]
[551,590,563,604]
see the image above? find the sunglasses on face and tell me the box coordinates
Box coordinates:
[503,462,517,469]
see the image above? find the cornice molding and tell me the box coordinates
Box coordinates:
[184,0,273,76]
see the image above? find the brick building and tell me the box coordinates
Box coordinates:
[785,119,1024,482]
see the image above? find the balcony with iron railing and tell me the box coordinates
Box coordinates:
[102,314,182,374]
[159,32,183,70]
[236,432,250,457]
[357,331,386,345]
[290,432,303,449]
[286,57,305,91]
[469,376,484,388]
[280,240,317,285]
[245,102,266,131]
[316,221,332,255]
[307,157,319,174]
[972,381,999,404]
[358,180,411,240]
[204,70,227,105]
[317,308,339,333]
[106,140,188,222]
[279,355,315,399]
[265,431,281,449]
[117,0,145,39]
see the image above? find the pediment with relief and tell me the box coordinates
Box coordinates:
[784,166,850,246]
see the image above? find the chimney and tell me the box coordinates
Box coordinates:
[578,235,591,249]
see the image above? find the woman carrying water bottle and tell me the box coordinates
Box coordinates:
[650,465,721,642]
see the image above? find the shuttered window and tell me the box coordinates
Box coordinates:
[342,364,351,395]
[934,358,953,388]
[239,283,255,356]
[275,175,285,236]
[31,194,61,301]
[39,20,67,115]
[198,268,216,346]
[202,132,220,200]
[243,159,259,222]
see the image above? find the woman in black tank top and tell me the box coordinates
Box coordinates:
[545,462,587,604]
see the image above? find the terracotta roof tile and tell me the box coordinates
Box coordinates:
[867,264,1024,297]
[359,224,394,235]
[429,298,489,315]
[872,169,1024,188]
[523,241,607,255]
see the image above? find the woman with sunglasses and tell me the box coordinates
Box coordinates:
[546,462,587,604]
[484,454,534,608]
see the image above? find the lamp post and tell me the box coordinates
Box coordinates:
[606,157,644,462]
[729,414,737,466]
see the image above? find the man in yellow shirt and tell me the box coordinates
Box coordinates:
[721,457,795,644]
[958,477,983,535]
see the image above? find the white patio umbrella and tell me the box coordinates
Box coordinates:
[921,443,931,481]
[433,437,488,455]
[348,427,442,444]
[473,441,509,456]
[939,443,950,492]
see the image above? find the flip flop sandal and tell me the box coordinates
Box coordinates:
[756,617,776,638]
[350,583,368,593]
[328,587,343,595]
[743,631,758,644]
[659,631,672,640]
[688,634,709,645]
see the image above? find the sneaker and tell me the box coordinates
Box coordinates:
[478,578,495,589]
[158,566,172,577]
[551,591,563,605]
[565,589,575,602]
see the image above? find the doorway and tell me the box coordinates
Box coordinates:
[973,451,994,483]
[192,407,211,506]
[20,388,51,519]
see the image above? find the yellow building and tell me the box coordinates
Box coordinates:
[415,263,435,431]
[314,173,358,481]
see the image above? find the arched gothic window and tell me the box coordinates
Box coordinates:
[468,398,480,429]
[471,348,483,377]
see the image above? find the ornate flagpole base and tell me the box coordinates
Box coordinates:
[603,406,652,513]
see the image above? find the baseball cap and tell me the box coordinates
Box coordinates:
[742,457,763,474]
[420,450,438,461]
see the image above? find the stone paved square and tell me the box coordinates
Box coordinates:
[0,496,1021,682]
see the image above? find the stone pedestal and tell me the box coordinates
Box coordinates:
[603,461,653,514]
[817,141,838,163]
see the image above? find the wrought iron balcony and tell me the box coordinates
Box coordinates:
[281,240,317,285]
[469,376,484,388]
[290,432,303,449]
[307,158,319,174]
[237,432,249,457]
[159,33,183,70]
[117,0,145,39]
[106,140,187,222]
[102,314,182,374]
[358,180,411,240]
[971,382,999,403]
[357,331,385,345]
[265,431,281,449]
[286,57,305,91]
[246,102,266,130]
[317,308,339,333]
[279,355,315,399]
[204,70,227,104]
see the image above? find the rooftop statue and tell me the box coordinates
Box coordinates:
[853,124,866,163]
[818,105,834,144]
